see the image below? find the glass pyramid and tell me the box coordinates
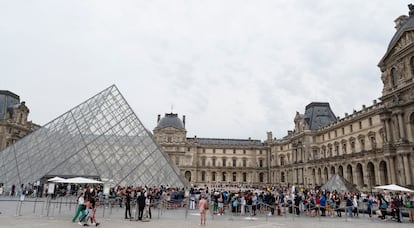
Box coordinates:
[0,85,188,188]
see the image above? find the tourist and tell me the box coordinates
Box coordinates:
[72,193,85,223]
[406,195,414,222]
[145,194,153,219]
[137,190,146,220]
[199,195,207,225]
[124,190,131,219]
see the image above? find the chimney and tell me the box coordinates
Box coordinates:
[362,104,366,110]
[157,114,161,123]
[345,113,348,117]
[373,99,377,105]
[267,131,273,141]
[182,115,186,128]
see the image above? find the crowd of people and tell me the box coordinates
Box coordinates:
[3,182,414,225]
[197,185,414,223]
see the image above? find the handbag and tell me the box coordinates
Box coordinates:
[204,202,209,210]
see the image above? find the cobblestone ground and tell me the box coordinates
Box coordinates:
[0,196,412,228]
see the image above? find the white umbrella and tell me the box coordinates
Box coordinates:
[47,176,67,182]
[55,177,103,184]
[374,184,414,192]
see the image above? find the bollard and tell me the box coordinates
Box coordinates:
[59,197,62,214]
[184,198,188,219]
[33,197,38,214]
[41,200,45,216]
[102,204,106,218]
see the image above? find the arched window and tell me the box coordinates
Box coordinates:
[281,172,285,182]
[242,172,247,182]
[391,67,398,87]
[222,172,226,182]
[259,173,264,182]
[212,172,216,182]
[232,172,237,182]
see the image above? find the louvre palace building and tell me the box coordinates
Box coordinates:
[153,6,414,192]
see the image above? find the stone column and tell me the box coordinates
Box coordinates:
[397,112,406,140]
[392,115,399,142]
[403,154,412,185]
[381,117,390,143]
[384,118,393,143]
[386,157,396,185]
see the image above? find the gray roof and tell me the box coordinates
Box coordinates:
[387,15,414,52]
[187,137,264,146]
[304,102,337,130]
[380,6,414,64]
[155,113,185,130]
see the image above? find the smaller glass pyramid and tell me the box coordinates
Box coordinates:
[0,85,188,188]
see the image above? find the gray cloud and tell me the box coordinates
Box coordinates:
[0,0,407,140]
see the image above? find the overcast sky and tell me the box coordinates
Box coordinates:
[0,1,408,140]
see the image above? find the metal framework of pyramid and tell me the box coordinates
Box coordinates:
[320,174,358,192]
[0,85,188,188]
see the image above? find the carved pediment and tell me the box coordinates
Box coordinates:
[391,30,414,53]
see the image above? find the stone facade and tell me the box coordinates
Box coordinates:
[0,91,36,151]
[153,113,269,187]
[153,6,414,191]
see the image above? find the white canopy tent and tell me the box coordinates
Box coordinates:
[47,176,67,182]
[374,184,414,192]
[55,177,103,184]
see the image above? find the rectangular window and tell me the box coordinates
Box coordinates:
[243,173,247,182]
[201,171,206,181]
[222,159,226,167]
[259,160,263,167]
[232,159,236,167]
[212,158,216,167]
[369,117,373,126]
[359,121,362,129]
[342,128,345,135]
[350,125,353,132]
[243,159,247,167]
[212,172,216,182]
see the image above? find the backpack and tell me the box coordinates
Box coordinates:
[380,199,388,209]
[406,200,412,208]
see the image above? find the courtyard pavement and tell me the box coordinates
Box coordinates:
[0,196,412,228]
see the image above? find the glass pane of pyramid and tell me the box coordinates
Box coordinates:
[0,85,188,188]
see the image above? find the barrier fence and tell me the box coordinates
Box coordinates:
[0,196,411,223]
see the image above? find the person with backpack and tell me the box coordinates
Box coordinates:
[378,194,388,220]
[406,195,413,223]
